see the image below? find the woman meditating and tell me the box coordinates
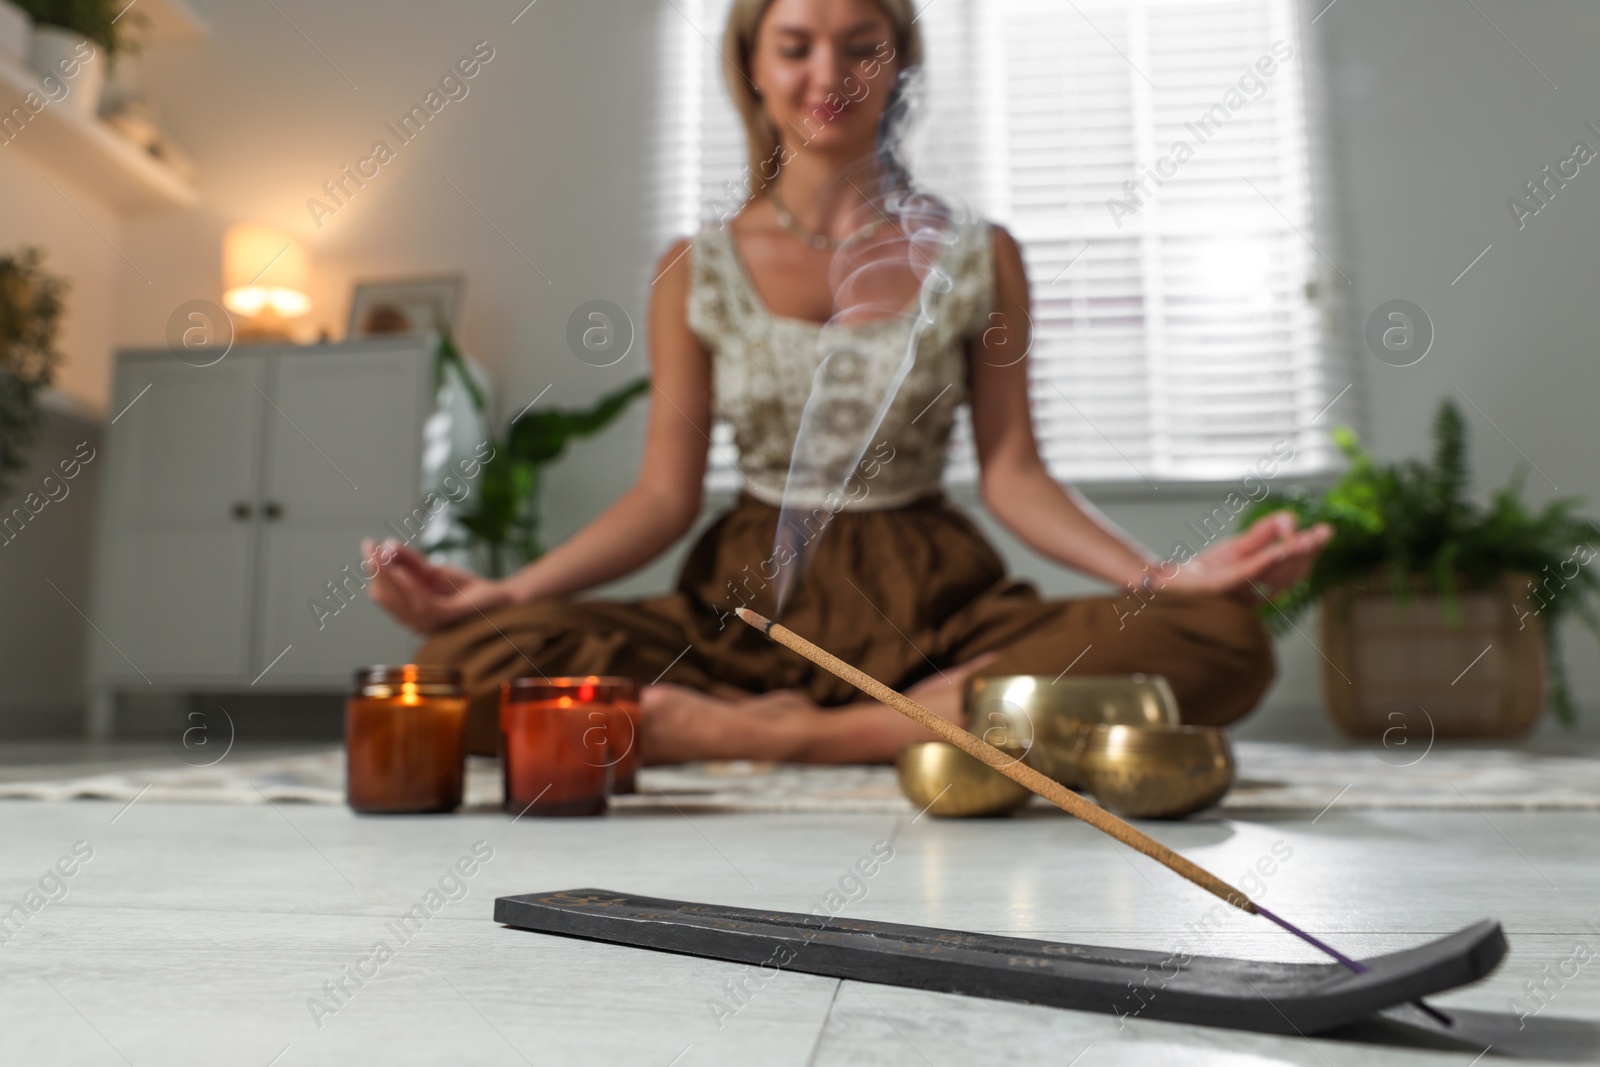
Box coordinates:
[365,0,1331,764]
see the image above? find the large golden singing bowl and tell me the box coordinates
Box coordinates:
[965,674,1180,787]
[1074,724,1234,819]
[896,741,1033,818]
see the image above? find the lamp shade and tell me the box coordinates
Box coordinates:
[222,223,311,317]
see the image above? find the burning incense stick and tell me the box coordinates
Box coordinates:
[735,606,1443,1006]
[737,608,1256,908]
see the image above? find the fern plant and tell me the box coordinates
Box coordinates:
[1239,399,1600,724]
[441,378,650,577]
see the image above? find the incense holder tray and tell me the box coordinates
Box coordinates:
[496,889,1507,1036]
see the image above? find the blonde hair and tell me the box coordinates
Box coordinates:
[720,0,924,192]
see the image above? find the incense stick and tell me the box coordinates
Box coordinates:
[736,607,1256,912]
[735,605,1453,1018]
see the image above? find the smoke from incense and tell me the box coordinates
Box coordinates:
[768,168,970,615]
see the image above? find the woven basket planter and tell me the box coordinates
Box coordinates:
[1317,573,1546,739]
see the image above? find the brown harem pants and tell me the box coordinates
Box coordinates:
[416,493,1277,755]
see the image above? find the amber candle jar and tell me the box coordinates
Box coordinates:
[501,677,640,815]
[346,665,467,814]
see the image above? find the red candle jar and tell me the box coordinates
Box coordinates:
[500,677,640,815]
[346,665,467,814]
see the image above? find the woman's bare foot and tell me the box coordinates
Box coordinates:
[637,685,816,764]
[901,653,999,728]
[638,654,1000,765]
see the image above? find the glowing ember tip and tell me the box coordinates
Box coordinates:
[734,607,774,634]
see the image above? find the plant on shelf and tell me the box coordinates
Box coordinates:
[16,0,147,67]
[0,247,67,500]
[440,377,651,578]
[1239,399,1600,725]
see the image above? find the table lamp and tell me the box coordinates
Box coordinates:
[222,223,311,341]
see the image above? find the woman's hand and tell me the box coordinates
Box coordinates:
[1156,511,1332,604]
[362,538,517,636]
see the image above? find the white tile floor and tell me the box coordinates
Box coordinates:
[1,788,1597,1064]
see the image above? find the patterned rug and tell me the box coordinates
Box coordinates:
[1,741,1597,813]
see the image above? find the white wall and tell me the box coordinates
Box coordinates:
[0,62,124,731]
[0,160,121,410]
[1309,0,1600,736]
[115,0,669,429]
[3,0,1598,736]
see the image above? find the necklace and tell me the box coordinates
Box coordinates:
[767,186,889,251]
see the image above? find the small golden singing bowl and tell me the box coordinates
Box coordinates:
[965,674,1181,787]
[896,741,1032,818]
[1074,724,1234,819]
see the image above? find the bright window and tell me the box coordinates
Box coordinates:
[657,0,1353,492]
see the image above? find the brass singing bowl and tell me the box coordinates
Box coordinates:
[896,741,1033,818]
[964,674,1181,787]
[1073,724,1235,819]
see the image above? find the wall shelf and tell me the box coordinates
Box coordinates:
[0,51,196,211]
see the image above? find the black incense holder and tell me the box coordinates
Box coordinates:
[495,889,1506,1035]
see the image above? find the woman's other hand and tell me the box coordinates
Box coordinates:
[362,538,516,635]
[1157,511,1332,604]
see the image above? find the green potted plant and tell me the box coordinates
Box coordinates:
[17,0,146,118]
[17,0,143,62]
[1240,400,1600,737]
[0,246,67,500]
[438,377,650,577]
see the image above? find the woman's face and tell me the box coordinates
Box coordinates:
[749,0,902,160]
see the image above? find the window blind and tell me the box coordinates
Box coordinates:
[656,0,1350,493]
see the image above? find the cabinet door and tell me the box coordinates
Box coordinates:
[254,344,432,682]
[90,355,266,682]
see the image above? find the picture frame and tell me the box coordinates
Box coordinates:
[346,274,465,339]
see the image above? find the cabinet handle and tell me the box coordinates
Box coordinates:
[263,501,284,520]
[230,502,252,520]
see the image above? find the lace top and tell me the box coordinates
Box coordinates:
[684,215,996,510]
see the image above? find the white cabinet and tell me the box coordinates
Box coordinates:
[88,338,456,736]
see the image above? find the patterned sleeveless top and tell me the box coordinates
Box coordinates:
[684,215,996,510]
